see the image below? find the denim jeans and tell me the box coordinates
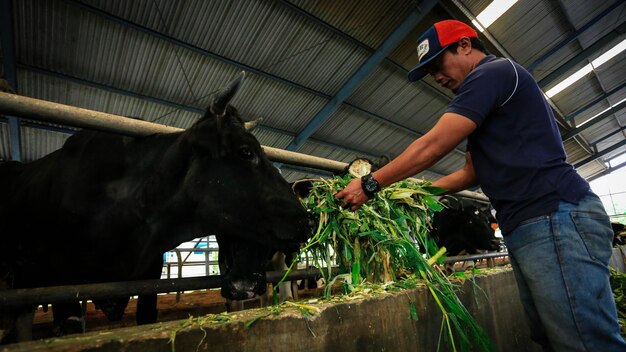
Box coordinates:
[503,191,626,352]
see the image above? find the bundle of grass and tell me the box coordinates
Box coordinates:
[285,175,493,352]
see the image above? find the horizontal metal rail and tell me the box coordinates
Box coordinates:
[169,248,218,253]
[0,268,341,309]
[0,91,489,202]
[0,249,511,309]
[0,92,347,173]
[164,260,218,266]
[444,251,509,264]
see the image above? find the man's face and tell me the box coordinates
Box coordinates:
[426,43,473,93]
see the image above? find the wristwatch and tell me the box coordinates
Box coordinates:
[361,173,380,198]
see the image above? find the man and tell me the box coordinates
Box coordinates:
[335,19,625,351]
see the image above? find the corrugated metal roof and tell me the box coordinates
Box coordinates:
[0,0,624,186]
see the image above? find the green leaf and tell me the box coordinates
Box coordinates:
[410,302,419,321]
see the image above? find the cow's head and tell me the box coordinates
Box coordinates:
[154,73,311,299]
[431,196,499,255]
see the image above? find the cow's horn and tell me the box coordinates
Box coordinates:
[210,71,246,117]
[244,118,262,131]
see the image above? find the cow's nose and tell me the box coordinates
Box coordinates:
[222,273,266,300]
[223,280,257,300]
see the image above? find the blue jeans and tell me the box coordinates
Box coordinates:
[504,192,626,352]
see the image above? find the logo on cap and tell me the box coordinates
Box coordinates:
[417,39,429,62]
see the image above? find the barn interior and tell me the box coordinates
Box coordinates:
[1,0,625,182]
[1,0,625,351]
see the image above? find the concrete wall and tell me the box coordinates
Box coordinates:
[2,268,542,352]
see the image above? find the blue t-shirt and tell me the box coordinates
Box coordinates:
[446,55,589,234]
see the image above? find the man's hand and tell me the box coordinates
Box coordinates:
[334,178,369,211]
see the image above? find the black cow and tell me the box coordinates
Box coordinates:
[0,74,310,340]
[613,223,626,246]
[430,195,501,258]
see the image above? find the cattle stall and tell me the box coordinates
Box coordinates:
[0,93,521,350]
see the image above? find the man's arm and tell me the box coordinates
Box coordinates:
[335,112,476,210]
[432,151,478,194]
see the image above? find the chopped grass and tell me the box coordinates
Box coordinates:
[292,174,494,352]
[610,268,626,338]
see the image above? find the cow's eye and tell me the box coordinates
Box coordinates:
[238,146,254,160]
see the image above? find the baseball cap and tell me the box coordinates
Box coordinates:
[407,20,478,81]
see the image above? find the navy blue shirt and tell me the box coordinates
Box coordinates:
[446,55,589,234]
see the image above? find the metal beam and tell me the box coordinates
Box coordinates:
[527,1,624,72]
[0,92,349,173]
[285,0,438,151]
[538,22,626,88]
[574,138,626,169]
[587,159,626,182]
[0,116,78,135]
[562,99,626,141]
[590,125,626,147]
[1,0,22,161]
[565,81,626,122]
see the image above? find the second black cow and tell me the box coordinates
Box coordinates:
[430,195,501,257]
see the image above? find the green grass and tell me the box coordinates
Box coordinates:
[288,175,494,352]
[610,268,626,338]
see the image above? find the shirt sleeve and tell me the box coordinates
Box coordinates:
[446,58,518,127]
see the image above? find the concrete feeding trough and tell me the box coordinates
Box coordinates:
[1,268,541,352]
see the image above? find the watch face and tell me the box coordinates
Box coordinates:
[362,175,379,194]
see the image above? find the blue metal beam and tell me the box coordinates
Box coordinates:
[591,125,626,147]
[527,1,623,72]
[574,138,626,169]
[565,81,626,122]
[587,159,626,182]
[538,22,626,88]
[285,0,438,151]
[1,0,22,161]
[0,116,78,135]
[562,98,626,141]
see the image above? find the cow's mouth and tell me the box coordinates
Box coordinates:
[221,272,266,300]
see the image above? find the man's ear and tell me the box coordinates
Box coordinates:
[458,37,472,54]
